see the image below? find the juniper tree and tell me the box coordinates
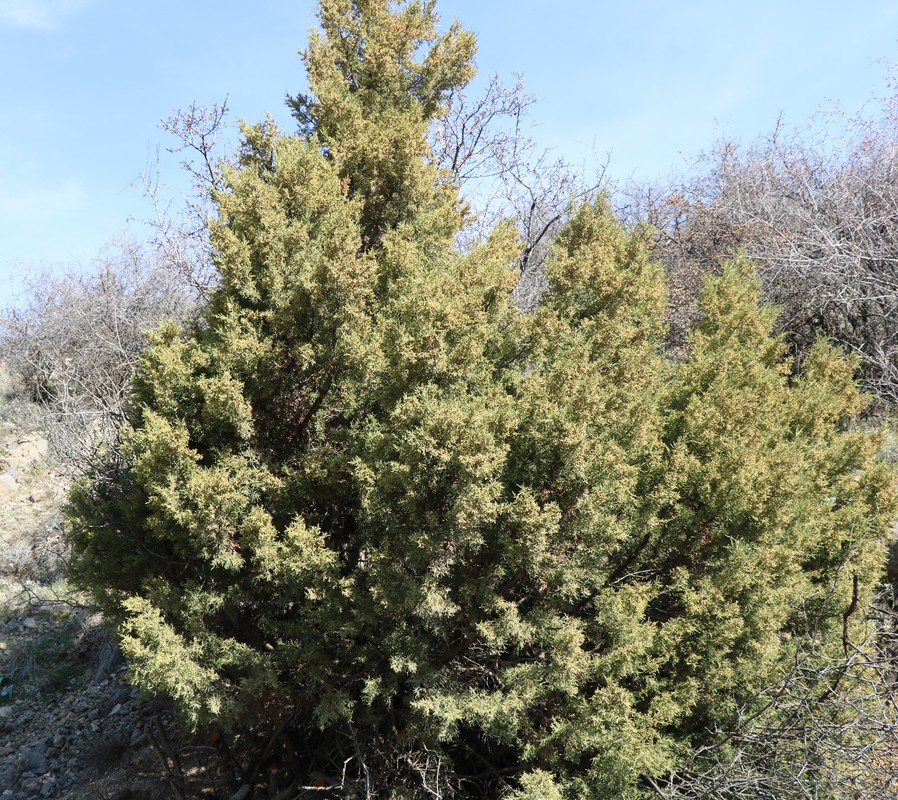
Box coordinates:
[65,2,897,797]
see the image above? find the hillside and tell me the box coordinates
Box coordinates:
[0,370,169,800]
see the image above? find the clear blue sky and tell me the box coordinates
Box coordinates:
[2,0,897,306]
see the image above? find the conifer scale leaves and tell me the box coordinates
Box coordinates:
[64,3,896,798]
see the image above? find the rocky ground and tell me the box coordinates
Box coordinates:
[0,374,172,800]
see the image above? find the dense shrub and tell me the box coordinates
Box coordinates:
[65,2,897,797]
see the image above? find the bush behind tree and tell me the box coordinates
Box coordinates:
[0,241,196,472]
[636,88,898,405]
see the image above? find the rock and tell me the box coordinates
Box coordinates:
[23,742,48,771]
[21,617,38,629]
[0,473,18,495]
[92,642,124,683]
[111,703,122,715]
[28,488,51,503]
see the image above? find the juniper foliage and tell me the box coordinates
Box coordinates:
[65,2,896,797]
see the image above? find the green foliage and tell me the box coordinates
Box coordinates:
[288,0,475,249]
[65,2,897,797]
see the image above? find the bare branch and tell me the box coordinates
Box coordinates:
[0,241,195,474]
[634,83,898,395]
[432,74,611,313]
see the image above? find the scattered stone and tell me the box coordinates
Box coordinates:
[0,377,176,798]
[23,742,48,771]
[92,642,124,683]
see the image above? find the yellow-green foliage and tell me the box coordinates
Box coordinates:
[65,2,896,798]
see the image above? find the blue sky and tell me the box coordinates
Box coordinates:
[2,0,897,306]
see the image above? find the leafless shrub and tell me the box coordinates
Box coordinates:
[140,83,604,324]
[139,98,233,300]
[433,75,609,312]
[0,102,230,476]
[0,241,195,473]
[636,80,898,399]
